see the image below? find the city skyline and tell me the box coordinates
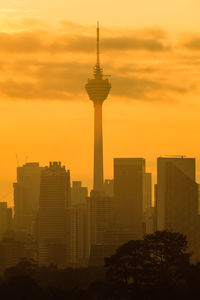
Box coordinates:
[1,1,200,284]
[2,1,200,205]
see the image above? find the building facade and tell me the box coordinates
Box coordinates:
[114,158,146,240]
[38,162,70,266]
[156,157,200,260]
[13,163,42,234]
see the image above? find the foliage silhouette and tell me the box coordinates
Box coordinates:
[0,232,200,299]
[105,231,191,294]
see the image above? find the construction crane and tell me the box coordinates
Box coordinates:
[161,155,186,159]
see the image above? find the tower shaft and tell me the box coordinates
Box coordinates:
[93,102,103,191]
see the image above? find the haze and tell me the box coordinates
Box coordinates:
[1,0,200,204]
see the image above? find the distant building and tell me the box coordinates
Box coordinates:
[114,158,146,239]
[144,173,154,234]
[89,227,137,267]
[38,162,71,266]
[144,173,152,212]
[156,157,200,260]
[103,179,114,197]
[89,244,116,267]
[0,202,12,240]
[87,190,113,246]
[0,238,24,274]
[71,181,88,206]
[66,203,89,267]
[13,163,42,234]
[103,227,136,247]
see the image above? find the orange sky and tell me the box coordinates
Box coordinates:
[1,0,200,205]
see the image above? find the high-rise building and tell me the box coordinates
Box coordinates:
[13,163,42,234]
[156,157,200,260]
[87,190,113,246]
[85,23,111,192]
[38,162,70,266]
[67,181,89,266]
[114,158,146,240]
[0,238,24,274]
[157,157,196,230]
[144,173,154,234]
[0,202,12,240]
[66,203,89,267]
[71,181,88,206]
[144,173,152,212]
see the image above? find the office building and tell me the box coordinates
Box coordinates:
[71,181,88,206]
[87,190,113,246]
[156,157,200,260]
[0,202,12,240]
[38,162,70,266]
[114,158,146,239]
[66,203,89,267]
[13,163,42,234]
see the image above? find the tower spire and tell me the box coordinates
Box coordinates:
[94,22,102,78]
[97,21,100,67]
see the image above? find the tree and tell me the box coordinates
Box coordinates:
[105,240,151,290]
[105,231,191,291]
[145,231,191,285]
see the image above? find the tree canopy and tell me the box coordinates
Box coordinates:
[105,231,191,289]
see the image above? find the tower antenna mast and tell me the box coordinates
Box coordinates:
[97,21,100,67]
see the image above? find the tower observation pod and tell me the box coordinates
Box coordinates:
[85,23,111,192]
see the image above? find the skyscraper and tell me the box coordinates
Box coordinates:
[13,163,42,234]
[66,203,89,267]
[38,162,71,266]
[71,181,88,206]
[156,157,200,260]
[85,23,111,192]
[156,157,196,231]
[0,202,12,240]
[114,158,146,240]
[144,173,155,234]
[87,190,113,245]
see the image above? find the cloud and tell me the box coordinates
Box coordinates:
[0,31,44,53]
[0,25,170,54]
[0,19,197,103]
[112,75,189,102]
[103,36,169,52]
[0,61,89,101]
[0,58,193,103]
[184,36,200,50]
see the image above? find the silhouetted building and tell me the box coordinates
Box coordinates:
[71,181,88,206]
[144,173,152,212]
[156,157,200,260]
[89,244,115,267]
[85,24,111,192]
[103,227,136,246]
[38,162,70,266]
[0,202,12,240]
[87,190,113,246]
[13,163,42,234]
[144,173,154,233]
[0,238,24,274]
[114,158,146,239]
[66,203,89,267]
[103,179,114,197]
